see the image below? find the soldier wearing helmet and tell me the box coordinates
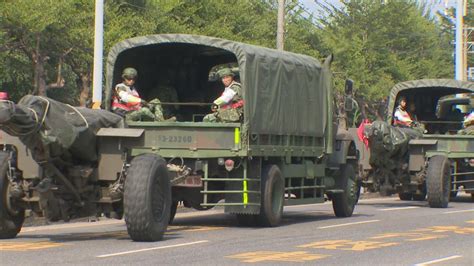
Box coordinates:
[112,67,165,121]
[203,67,243,122]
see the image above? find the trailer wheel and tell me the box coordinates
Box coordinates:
[0,152,24,239]
[257,165,284,227]
[169,200,178,224]
[332,164,357,217]
[398,193,412,201]
[124,154,171,241]
[426,155,450,208]
[412,193,426,201]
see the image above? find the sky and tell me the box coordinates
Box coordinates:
[299,0,458,18]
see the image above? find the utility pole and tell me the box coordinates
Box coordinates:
[455,0,465,80]
[92,0,104,109]
[277,0,285,51]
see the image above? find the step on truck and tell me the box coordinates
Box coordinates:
[0,34,359,241]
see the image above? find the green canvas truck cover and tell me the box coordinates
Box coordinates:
[105,34,331,137]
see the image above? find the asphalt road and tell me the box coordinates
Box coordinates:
[1,196,473,265]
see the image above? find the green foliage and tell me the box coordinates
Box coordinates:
[319,1,453,102]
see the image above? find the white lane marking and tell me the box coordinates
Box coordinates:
[318,220,380,229]
[97,240,209,258]
[414,255,462,265]
[378,206,420,211]
[285,197,396,210]
[443,209,474,214]
[359,197,399,202]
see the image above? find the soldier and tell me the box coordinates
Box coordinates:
[460,111,474,135]
[393,96,415,127]
[154,75,179,119]
[203,68,243,122]
[112,67,165,121]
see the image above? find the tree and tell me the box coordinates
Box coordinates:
[317,0,453,113]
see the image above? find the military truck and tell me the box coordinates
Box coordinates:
[0,34,359,241]
[364,79,474,208]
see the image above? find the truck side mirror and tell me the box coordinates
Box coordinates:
[345,79,353,95]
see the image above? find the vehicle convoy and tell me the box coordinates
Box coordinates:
[363,79,474,208]
[0,34,359,241]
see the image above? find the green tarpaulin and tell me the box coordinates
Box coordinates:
[105,34,331,137]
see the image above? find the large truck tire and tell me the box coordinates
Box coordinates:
[426,155,450,208]
[257,165,284,227]
[398,193,412,201]
[332,164,358,217]
[0,152,24,239]
[124,154,171,241]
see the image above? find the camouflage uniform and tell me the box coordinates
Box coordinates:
[203,69,243,123]
[125,99,164,122]
[155,85,179,118]
[112,83,165,121]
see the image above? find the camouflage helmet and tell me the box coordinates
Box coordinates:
[217,68,234,78]
[122,67,138,79]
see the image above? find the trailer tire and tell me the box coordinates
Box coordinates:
[426,155,450,208]
[398,193,412,201]
[257,165,284,227]
[124,154,171,241]
[412,193,426,201]
[0,152,24,239]
[332,164,357,217]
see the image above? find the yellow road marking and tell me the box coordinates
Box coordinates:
[0,241,65,251]
[370,232,448,242]
[417,226,474,235]
[299,240,399,251]
[466,220,474,224]
[227,251,328,263]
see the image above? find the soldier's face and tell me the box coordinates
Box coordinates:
[222,75,233,87]
[124,78,135,86]
[401,100,406,108]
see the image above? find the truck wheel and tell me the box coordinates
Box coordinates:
[332,164,358,217]
[124,154,171,241]
[169,200,178,224]
[426,155,450,208]
[398,193,412,201]
[412,193,426,201]
[257,165,284,227]
[0,152,24,239]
